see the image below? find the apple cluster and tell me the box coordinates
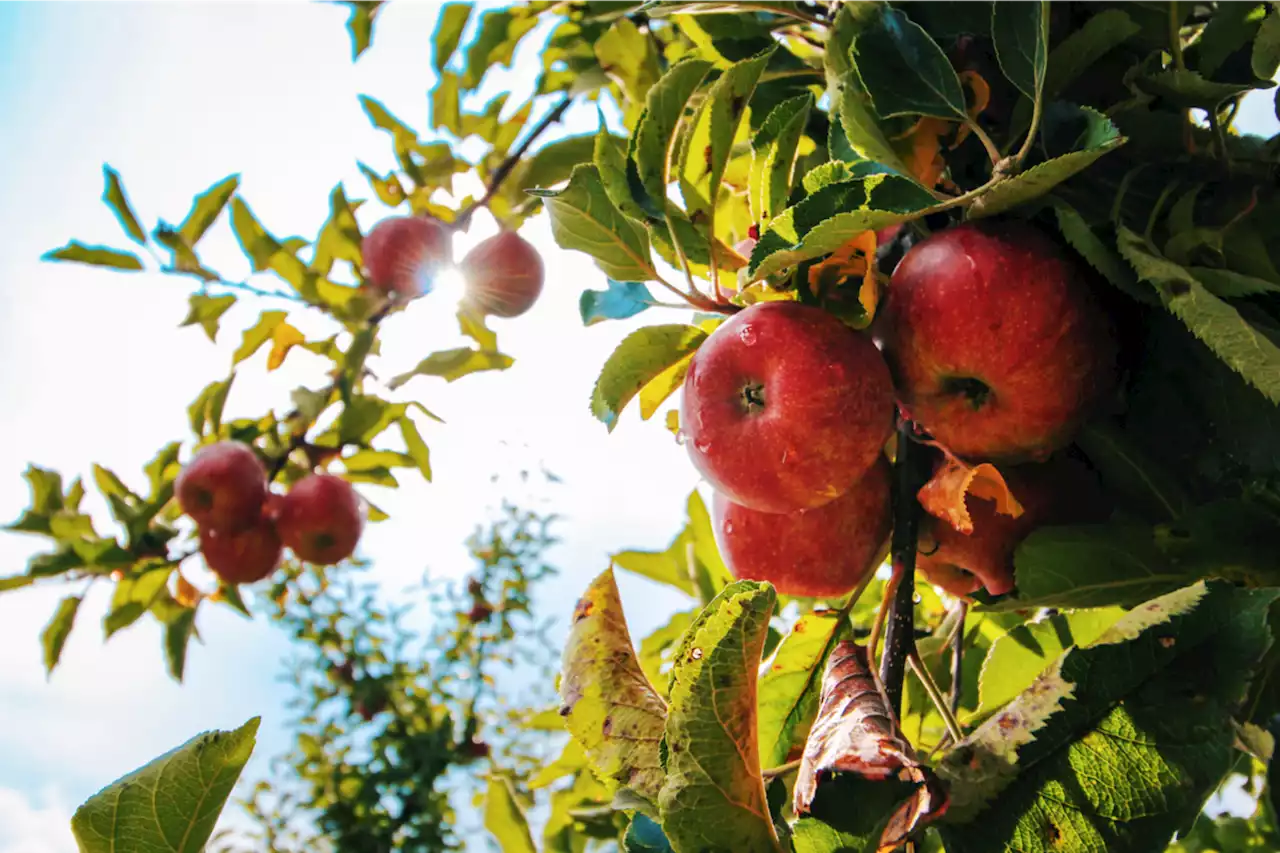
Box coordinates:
[686,221,1117,601]
[176,441,365,584]
[361,215,544,318]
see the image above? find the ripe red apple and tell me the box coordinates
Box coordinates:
[880,222,1117,462]
[362,215,452,298]
[275,474,364,565]
[176,441,268,533]
[199,517,283,584]
[712,458,892,598]
[917,455,1108,598]
[459,230,544,318]
[682,301,894,514]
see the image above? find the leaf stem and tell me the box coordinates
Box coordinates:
[761,758,802,779]
[664,210,702,298]
[880,415,927,717]
[908,651,964,744]
[950,600,967,715]
[1010,93,1043,173]
[966,119,1003,167]
[455,94,573,231]
[1169,1,1187,71]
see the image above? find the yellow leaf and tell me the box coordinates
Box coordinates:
[639,352,695,420]
[266,322,305,372]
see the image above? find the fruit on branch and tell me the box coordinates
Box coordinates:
[275,474,365,566]
[199,517,283,584]
[917,455,1108,598]
[459,230,545,318]
[712,457,892,598]
[362,215,453,298]
[176,441,268,533]
[682,301,894,514]
[879,222,1117,462]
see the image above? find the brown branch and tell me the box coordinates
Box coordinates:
[879,415,928,717]
[950,600,968,715]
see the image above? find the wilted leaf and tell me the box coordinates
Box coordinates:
[559,569,668,808]
[484,773,537,853]
[531,165,656,282]
[918,458,1024,535]
[178,174,239,247]
[387,348,513,389]
[42,242,144,271]
[101,165,147,246]
[658,581,782,853]
[757,611,848,770]
[71,717,259,853]
[41,595,82,675]
[590,324,707,430]
[432,3,472,71]
[580,279,654,326]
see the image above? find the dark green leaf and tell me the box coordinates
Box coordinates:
[1050,200,1152,304]
[42,241,144,272]
[1195,3,1265,78]
[632,57,714,208]
[594,121,647,222]
[591,324,707,431]
[433,3,472,71]
[342,1,383,61]
[71,717,259,853]
[1044,9,1140,101]
[180,293,236,342]
[749,93,814,225]
[825,4,912,177]
[851,5,967,121]
[1135,69,1271,109]
[625,814,673,853]
[531,165,656,282]
[1075,422,1189,522]
[991,1,1049,101]
[101,165,147,246]
[41,596,82,675]
[387,348,514,389]
[579,279,654,326]
[515,133,599,193]
[164,606,197,682]
[1254,10,1280,80]
[178,174,239,247]
[1190,266,1280,298]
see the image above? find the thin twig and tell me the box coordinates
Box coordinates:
[908,651,964,744]
[455,94,574,231]
[950,600,968,715]
[880,416,927,717]
[762,758,802,779]
[966,119,1003,167]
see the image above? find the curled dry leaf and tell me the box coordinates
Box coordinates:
[794,641,949,851]
[917,456,1024,535]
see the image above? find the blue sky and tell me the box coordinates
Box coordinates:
[0,4,695,850]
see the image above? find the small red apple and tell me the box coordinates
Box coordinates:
[459,230,544,318]
[176,441,268,533]
[199,517,283,584]
[917,455,1109,598]
[275,474,364,565]
[362,215,453,298]
[880,222,1117,462]
[682,301,894,514]
[712,458,892,598]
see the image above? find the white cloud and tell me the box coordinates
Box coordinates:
[0,787,75,853]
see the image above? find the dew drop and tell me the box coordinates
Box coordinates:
[674,429,687,446]
[738,324,757,346]
[724,521,735,535]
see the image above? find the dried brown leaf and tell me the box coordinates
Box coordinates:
[917,457,1024,535]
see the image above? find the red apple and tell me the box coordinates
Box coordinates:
[713,457,891,598]
[917,455,1109,598]
[362,215,452,298]
[880,222,1117,462]
[200,517,283,584]
[176,441,268,533]
[276,474,364,565]
[459,230,544,318]
[682,301,894,514]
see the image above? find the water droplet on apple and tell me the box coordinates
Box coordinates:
[694,438,713,453]
[738,324,757,346]
[724,521,735,535]
[674,429,687,446]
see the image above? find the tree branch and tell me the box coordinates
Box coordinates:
[880,415,927,717]
[454,94,574,231]
[950,600,967,715]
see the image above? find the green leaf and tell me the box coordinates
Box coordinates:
[310,186,363,276]
[188,375,234,437]
[639,609,699,694]
[595,16,662,104]
[484,774,537,853]
[991,1,1049,101]
[6,465,64,534]
[632,57,714,209]
[750,173,936,281]
[580,279,654,326]
[462,8,538,89]
[398,417,432,482]
[41,595,81,675]
[531,165,656,282]
[658,581,782,853]
[969,108,1125,219]
[71,717,259,853]
[233,310,286,364]
[1254,10,1280,80]
[613,489,728,602]
[1117,226,1280,405]
[1190,266,1280,298]
[430,71,462,133]
[749,93,814,225]
[1196,3,1266,78]
[164,606,197,682]
[178,174,239,247]
[101,165,147,246]
[1135,69,1271,109]
[42,241,144,271]
[975,607,1125,718]
[939,582,1277,850]
[342,1,382,61]
[559,568,668,809]
[0,574,35,593]
[1043,9,1141,101]
[105,567,174,639]
[757,611,847,769]
[386,348,513,389]
[595,122,648,222]
[357,162,405,207]
[1050,200,1152,304]
[1075,421,1189,522]
[180,293,236,342]
[851,5,967,121]
[432,3,472,71]
[515,133,599,193]
[591,324,707,431]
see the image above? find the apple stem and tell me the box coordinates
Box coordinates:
[879,415,929,717]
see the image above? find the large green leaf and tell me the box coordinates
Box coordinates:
[41,595,82,675]
[386,348,513,389]
[850,5,967,121]
[1050,200,1152,304]
[658,581,783,853]
[632,57,714,210]
[1075,421,1189,522]
[1254,9,1280,79]
[991,1,1049,101]
[559,569,668,810]
[612,489,727,601]
[749,93,813,225]
[178,175,239,247]
[756,611,847,770]
[101,165,147,246]
[42,242,144,272]
[71,717,260,853]
[432,3,472,71]
[531,165,656,282]
[595,121,648,222]
[1117,226,1280,405]
[484,774,537,853]
[590,324,707,430]
[825,4,912,177]
[1135,69,1271,110]
[939,582,1277,852]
